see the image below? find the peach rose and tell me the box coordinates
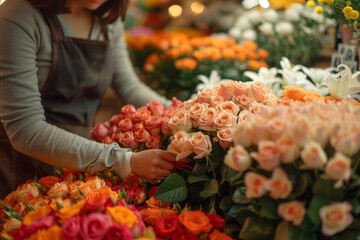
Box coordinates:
[197,88,217,104]
[224,145,251,172]
[161,117,173,136]
[16,183,40,203]
[163,107,176,119]
[233,81,250,97]
[267,117,287,140]
[276,137,299,164]
[13,202,27,218]
[101,136,114,144]
[311,123,328,147]
[215,101,239,116]
[133,108,151,123]
[189,103,206,127]
[244,172,268,199]
[86,176,105,189]
[29,197,48,209]
[168,110,192,133]
[238,109,254,122]
[301,141,327,169]
[325,153,352,184]
[248,102,269,115]
[265,168,293,200]
[146,134,162,149]
[147,101,165,116]
[214,111,237,130]
[278,201,305,226]
[47,181,70,200]
[3,217,21,236]
[249,118,271,145]
[178,211,213,235]
[235,94,252,109]
[69,181,92,201]
[251,140,280,171]
[120,104,136,119]
[135,128,151,143]
[319,202,353,236]
[167,131,193,161]
[145,116,162,135]
[210,95,224,108]
[216,80,235,101]
[91,123,109,142]
[119,131,139,150]
[133,122,145,131]
[331,130,360,157]
[232,123,252,148]
[198,107,218,132]
[217,127,233,148]
[118,118,133,131]
[248,81,270,102]
[190,132,212,159]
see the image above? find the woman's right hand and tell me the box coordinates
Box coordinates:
[130,149,175,182]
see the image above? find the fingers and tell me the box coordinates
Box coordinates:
[159,150,177,162]
[158,159,174,171]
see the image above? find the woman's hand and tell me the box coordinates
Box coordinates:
[130,149,175,182]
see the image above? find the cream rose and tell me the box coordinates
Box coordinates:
[244,172,268,199]
[238,110,254,122]
[47,182,70,200]
[248,81,271,102]
[190,132,212,159]
[15,183,40,203]
[331,130,360,157]
[265,167,293,199]
[167,131,193,161]
[3,217,21,236]
[278,201,305,226]
[224,145,251,172]
[319,202,353,236]
[267,117,287,140]
[301,141,327,169]
[251,140,281,171]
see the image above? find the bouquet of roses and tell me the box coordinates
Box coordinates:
[91,98,183,151]
[222,99,360,240]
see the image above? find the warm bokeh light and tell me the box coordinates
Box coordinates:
[168,4,183,18]
[0,0,6,5]
[259,0,270,8]
[190,1,205,15]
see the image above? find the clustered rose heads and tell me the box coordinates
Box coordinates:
[167,80,277,161]
[225,99,360,236]
[91,98,183,150]
[153,211,231,240]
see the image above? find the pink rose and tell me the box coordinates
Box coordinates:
[217,127,233,148]
[168,110,192,133]
[244,172,268,199]
[267,117,287,140]
[170,97,184,109]
[62,214,81,240]
[108,125,118,137]
[146,134,162,149]
[120,104,136,119]
[118,118,133,131]
[214,111,237,130]
[119,131,139,150]
[216,80,235,101]
[232,123,252,148]
[277,137,299,164]
[105,225,133,240]
[189,103,206,127]
[198,107,218,132]
[197,88,217,104]
[132,109,151,123]
[235,94,252,109]
[319,202,353,236]
[91,123,109,142]
[109,114,123,126]
[80,213,112,240]
[190,132,212,159]
[265,168,293,200]
[224,145,251,172]
[145,116,162,135]
[167,131,193,161]
[233,81,250,97]
[47,182,70,200]
[278,201,305,226]
[161,117,173,136]
[325,152,352,183]
[209,95,224,108]
[134,128,151,143]
[215,101,239,116]
[164,107,176,119]
[301,141,327,169]
[146,101,165,116]
[250,140,280,171]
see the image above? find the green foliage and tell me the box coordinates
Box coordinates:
[154,173,188,203]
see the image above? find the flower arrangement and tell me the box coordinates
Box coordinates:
[91,98,183,151]
[227,3,336,67]
[222,99,360,239]
[127,32,269,100]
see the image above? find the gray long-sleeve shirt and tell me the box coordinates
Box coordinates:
[0,0,170,179]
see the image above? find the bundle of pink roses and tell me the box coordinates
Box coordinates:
[223,99,360,240]
[91,98,183,151]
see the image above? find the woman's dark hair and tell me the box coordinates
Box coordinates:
[27,0,130,23]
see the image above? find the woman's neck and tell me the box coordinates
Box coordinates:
[60,4,94,39]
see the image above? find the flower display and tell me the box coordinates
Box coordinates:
[222,99,360,239]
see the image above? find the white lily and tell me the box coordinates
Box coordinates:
[244,67,281,86]
[280,69,319,92]
[279,57,302,73]
[325,64,360,99]
[195,70,224,92]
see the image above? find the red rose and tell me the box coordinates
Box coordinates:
[80,213,112,240]
[105,224,133,240]
[82,195,108,213]
[206,213,225,230]
[171,228,199,240]
[148,186,159,198]
[38,176,61,190]
[154,214,180,239]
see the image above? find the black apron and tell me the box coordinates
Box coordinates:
[0,13,114,198]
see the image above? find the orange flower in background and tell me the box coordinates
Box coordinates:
[208,229,233,240]
[140,208,178,226]
[146,196,172,209]
[23,206,53,226]
[236,53,247,62]
[269,0,305,10]
[28,225,62,240]
[257,49,269,59]
[143,53,159,73]
[178,211,213,235]
[282,86,307,101]
[222,48,236,60]
[192,50,207,62]
[246,50,259,60]
[106,206,139,228]
[58,200,86,223]
[38,176,61,190]
[233,44,246,54]
[175,58,198,70]
[162,48,182,59]
[247,60,262,70]
[243,40,258,51]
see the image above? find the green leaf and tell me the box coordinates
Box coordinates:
[238,216,278,240]
[330,230,360,240]
[154,173,188,203]
[232,188,251,204]
[259,195,279,220]
[227,204,248,218]
[293,173,308,198]
[220,195,233,214]
[313,176,344,201]
[188,175,210,184]
[199,179,218,198]
[0,201,13,212]
[288,225,317,240]
[351,200,360,215]
[307,195,330,226]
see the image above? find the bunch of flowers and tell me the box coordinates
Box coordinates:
[91,98,183,151]
[222,99,360,239]
[227,3,336,67]
[128,31,269,100]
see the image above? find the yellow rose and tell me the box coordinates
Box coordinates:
[106,206,139,228]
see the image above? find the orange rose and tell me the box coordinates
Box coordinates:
[244,172,268,199]
[214,111,237,130]
[178,211,213,235]
[145,116,162,135]
[190,132,212,159]
[87,186,118,201]
[210,95,224,108]
[28,225,62,240]
[146,134,162,149]
[133,108,151,123]
[233,81,250,97]
[58,200,86,223]
[106,206,139,228]
[118,118,133,131]
[135,128,151,143]
[161,117,173,136]
[189,103,206,127]
[278,201,306,226]
[168,110,192,133]
[208,229,233,240]
[197,88,217,104]
[38,176,61,190]
[217,80,235,101]
[140,208,178,226]
[167,131,193,161]
[215,101,239,116]
[146,101,165,117]
[3,218,21,236]
[119,130,139,150]
[23,205,53,226]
